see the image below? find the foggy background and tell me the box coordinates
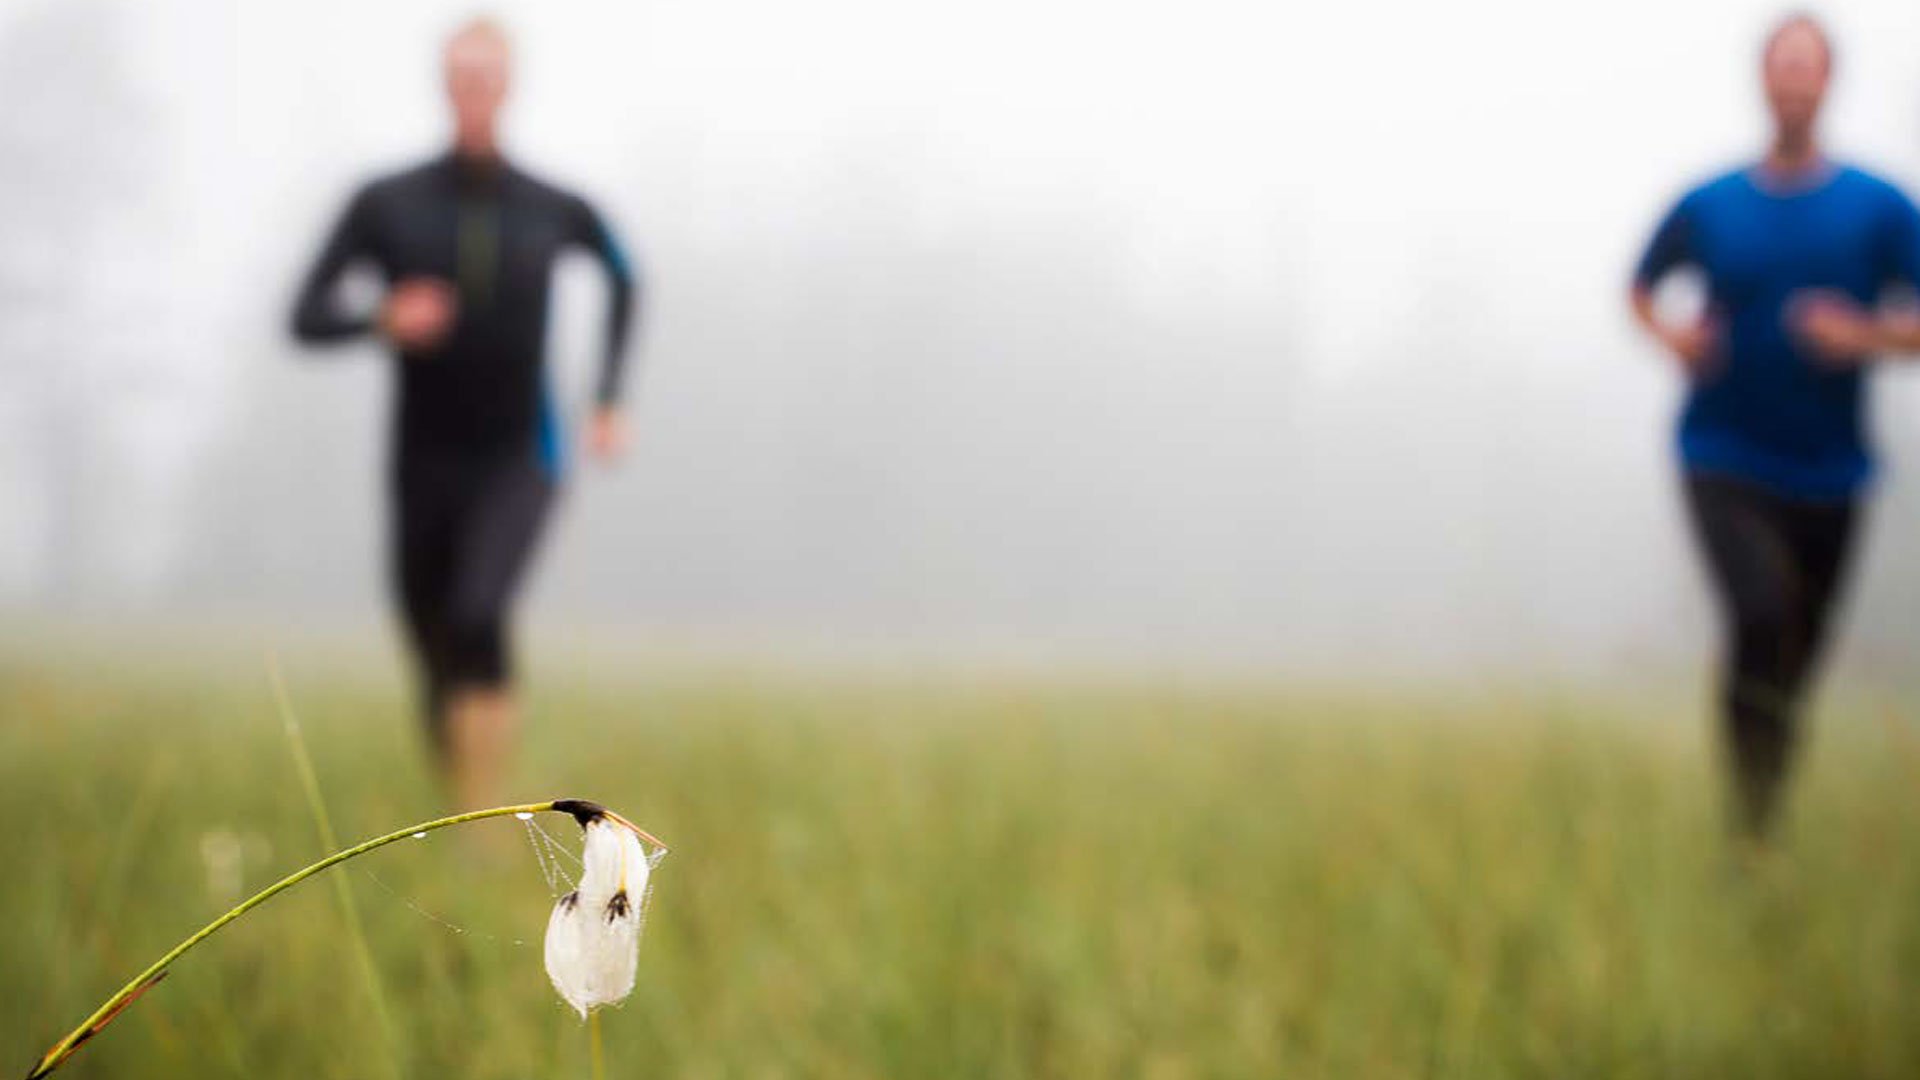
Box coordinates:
[5,0,1920,679]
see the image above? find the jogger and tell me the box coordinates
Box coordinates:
[1629,13,1920,839]
[290,18,641,808]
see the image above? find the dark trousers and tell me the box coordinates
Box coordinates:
[1683,473,1860,838]
[391,450,556,755]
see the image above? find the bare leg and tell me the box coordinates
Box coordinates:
[444,684,519,812]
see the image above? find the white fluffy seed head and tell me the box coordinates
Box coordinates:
[544,817,651,1018]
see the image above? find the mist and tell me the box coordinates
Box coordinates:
[6,0,1920,678]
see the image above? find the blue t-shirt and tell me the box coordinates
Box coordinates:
[1635,163,1920,501]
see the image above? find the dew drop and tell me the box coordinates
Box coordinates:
[514,812,534,821]
[411,832,427,840]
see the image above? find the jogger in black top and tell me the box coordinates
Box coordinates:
[289,18,640,809]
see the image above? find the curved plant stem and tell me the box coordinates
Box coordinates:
[24,801,560,1080]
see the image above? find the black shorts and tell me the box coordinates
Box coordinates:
[390,449,557,691]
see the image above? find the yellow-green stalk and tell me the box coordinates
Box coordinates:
[23,798,661,1080]
[590,1010,607,1080]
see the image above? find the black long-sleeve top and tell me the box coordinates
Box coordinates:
[291,151,638,465]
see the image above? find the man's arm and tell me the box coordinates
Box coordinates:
[290,188,379,344]
[1795,188,1920,363]
[1629,194,1718,374]
[1877,308,1920,352]
[1793,295,1920,361]
[569,195,641,460]
[1877,189,1920,353]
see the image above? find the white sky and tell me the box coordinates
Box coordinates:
[5,0,1920,677]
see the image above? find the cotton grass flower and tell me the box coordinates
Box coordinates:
[24,798,668,1080]
[544,806,666,1018]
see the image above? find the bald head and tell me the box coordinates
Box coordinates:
[1761,13,1832,147]
[445,17,511,156]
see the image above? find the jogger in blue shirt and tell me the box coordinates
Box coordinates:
[1631,14,1920,840]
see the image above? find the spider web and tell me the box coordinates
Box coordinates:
[351,813,589,947]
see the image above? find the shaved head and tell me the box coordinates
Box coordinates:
[1760,12,1832,149]
[445,16,511,156]
[1762,12,1833,73]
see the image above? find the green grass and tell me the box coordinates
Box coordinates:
[6,657,1920,1078]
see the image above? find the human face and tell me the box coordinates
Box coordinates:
[445,28,510,155]
[1763,21,1829,143]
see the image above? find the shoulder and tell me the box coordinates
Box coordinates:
[1833,164,1919,210]
[504,163,592,213]
[1684,166,1753,208]
[1832,162,1894,191]
[1652,167,1747,223]
[353,157,446,208]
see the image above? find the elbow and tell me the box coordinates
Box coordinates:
[288,297,328,344]
[1627,282,1655,318]
[607,252,639,303]
[289,304,360,347]
[289,312,321,345]
[611,270,638,314]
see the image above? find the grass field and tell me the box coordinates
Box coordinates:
[7,656,1920,1079]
